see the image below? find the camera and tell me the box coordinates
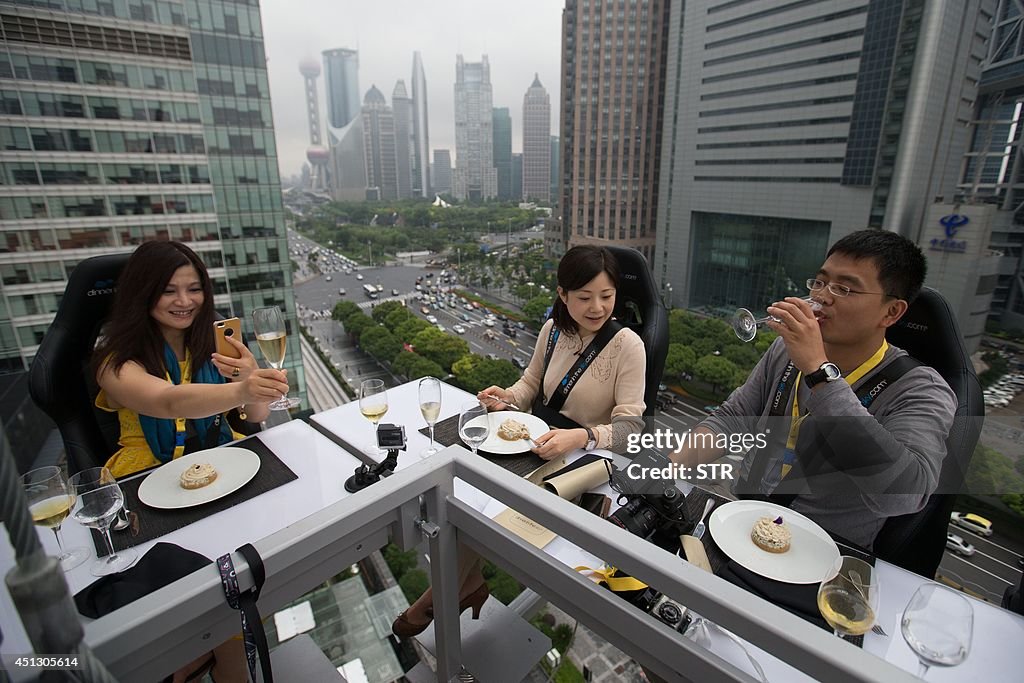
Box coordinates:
[376,423,407,451]
[633,588,691,633]
[608,448,691,551]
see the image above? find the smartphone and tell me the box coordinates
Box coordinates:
[579,492,611,519]
[213,318,242,359]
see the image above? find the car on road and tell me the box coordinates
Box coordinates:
[487,353,500,361]
[516,321,526,329]
[946,533,976,557]
[420,306,431,314]
[356,273,364,280]
[483,319,495,327]
[506,328,517,338]
[436,324,446,332]
[325,275,332,281]
[950,512,993,536]
[426,315,438,324]
[453,324,466,334]
[461,313,471,322]
[513,357,528,369]
[391,289,400,296]
[464,304,474,312]
[703,404,720,413]
[376,284,384,292]
[338,288,346,295]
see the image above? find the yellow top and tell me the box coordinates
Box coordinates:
[95,359,244,478]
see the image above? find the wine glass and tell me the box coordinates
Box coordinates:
[21,466,89,571]
[251,306,300,410]
[817,555,878,639]
[419,376,442,458]
[359,379,388,455]
[731,295,822,342]
[901,584,973,678]
[458,400,490,456]
[70,467,137,576]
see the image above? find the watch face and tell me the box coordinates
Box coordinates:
[823,363,842,381]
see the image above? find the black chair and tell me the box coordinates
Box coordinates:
[29,253,129,474]
[605,246,670,417]
[872,286,985,578]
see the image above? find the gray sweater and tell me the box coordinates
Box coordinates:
[703,338,956,548]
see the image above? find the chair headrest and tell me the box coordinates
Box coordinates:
[885,287,967,381]
[605,246,662,322]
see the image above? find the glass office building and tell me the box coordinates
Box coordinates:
[0,0,307,406]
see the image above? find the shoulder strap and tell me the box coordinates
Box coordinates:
[218,543,272,683]
[544,320,623,414]
[853,354,922,407]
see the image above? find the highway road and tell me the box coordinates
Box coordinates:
[938,521,1023,603]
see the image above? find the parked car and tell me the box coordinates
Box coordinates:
[426,315,438,324]
[391,288,400,296]
[453,324,466,334]
[946,533,976,557]
[338,288,346,296]
[356,273,364,280]
[950,512,993,537]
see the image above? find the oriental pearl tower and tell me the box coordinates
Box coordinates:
[299,57,329,192]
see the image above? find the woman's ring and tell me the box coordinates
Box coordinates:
[232,368,240,378]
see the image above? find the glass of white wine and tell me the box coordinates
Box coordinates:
[252,306,300,410]
[359,379,388,455]
[21,466,89,571]
[817,555,878,639]
[901,584,973,678]
[419,376,442,458]
[70,467,137,577]
[458,400,490,456]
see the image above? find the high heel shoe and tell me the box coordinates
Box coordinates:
[390,583,491,638]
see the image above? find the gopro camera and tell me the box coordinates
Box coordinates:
[633,588,691,633]
[376,424,407,451]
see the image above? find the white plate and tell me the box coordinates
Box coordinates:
[137,446,261,509]
[708,500,840,584]
[461,412,549,455]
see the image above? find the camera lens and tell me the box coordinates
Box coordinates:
[657,602,681,625]
[225,328,234,336]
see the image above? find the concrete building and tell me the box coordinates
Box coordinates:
[411,51,431,198]
[492,107,513,200]
[523,74,551,202]
[433,149,453,195]
[361,86,398,201]
[392,80,414,199]
[299,58,329,193]
[558,0,670,261]
[0,0,307,404]
[654,0,994,319]
[322,48,366,200]
[453,55,498,201]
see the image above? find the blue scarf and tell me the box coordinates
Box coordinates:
[138,344,233,463]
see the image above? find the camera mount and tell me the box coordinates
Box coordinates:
[344,424,406,493]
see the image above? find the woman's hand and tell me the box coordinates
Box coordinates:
[238,368,290,405]
[477,386,514,411]
[212,335,258,381]
[531,428,589,460]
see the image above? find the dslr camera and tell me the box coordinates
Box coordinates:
[608,448,691,551]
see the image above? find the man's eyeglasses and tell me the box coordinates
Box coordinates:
[806,278,898,299]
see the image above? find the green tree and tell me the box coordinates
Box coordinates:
[664,343,696,380]
[372,300,406,324]
[694,354,739,393]
[406,354,445,380]
[333,300,361,321]
[360,326,402,363]
[385,307,412,330]
[342,312,373,341]
[482,561,523,605]
[395,317,431,345]
[412,327,470,371]
[392,350,418,377]
[965,443,1024,495]
[381,543,418,580]
[723,344,760,371]
[453,354,522,393]
[691,337,719,358]
[523,294,553,322]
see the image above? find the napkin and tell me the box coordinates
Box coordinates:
[541,454,613,500]
[74,543,210,618]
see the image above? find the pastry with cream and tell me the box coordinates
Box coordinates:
[750,515,791,553]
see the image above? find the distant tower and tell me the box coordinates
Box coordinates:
[322,48,366,200]
[453,54,497,200]
[522,73,551,202]
[393,80,414,199]
[299,57,329,192]
[362,85,398,200]
[412,52,431,197]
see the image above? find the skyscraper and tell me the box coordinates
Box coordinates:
[0,0,307,404]
[559,0,670,260]
[522,74,551,202]
[550,135,560,201]
[322,48,366,200]
[361,86,398,201]
[433,149,453,195]
[299,58,329,193]
[411,52,431,198]
[655,0,993,318]
[492,108,513,200]
[392,80,414,199]
[453,55,498,201]
[512,153,523,203]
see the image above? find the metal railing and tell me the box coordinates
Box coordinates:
[69,446,920,682]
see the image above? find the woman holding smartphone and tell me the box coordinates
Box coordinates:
[93,241,289,478]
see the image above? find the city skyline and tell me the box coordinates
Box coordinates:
[261,0,563,179]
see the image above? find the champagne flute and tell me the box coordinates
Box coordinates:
[419,376,442,458]
[731,295,822,342]
[21,466,89,571]
[901,584,973,678]
[70,467,137,576]
[458,400,490,456]
[251,306,300,410]
[817,555,878,638]
[359,379,388,455]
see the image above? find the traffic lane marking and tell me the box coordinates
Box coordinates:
[947,524,1024,559]
[944,553,1014,585]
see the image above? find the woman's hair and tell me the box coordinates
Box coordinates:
[93,241,216,379]
[550,245,620,335]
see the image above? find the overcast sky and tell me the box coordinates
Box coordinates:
[259,0,564,178]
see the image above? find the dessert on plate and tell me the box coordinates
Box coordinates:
[751,515,791,553]
[497,417,531,441]
[180,462,218,490]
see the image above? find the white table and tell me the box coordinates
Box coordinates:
[313,380,1024,682]
[0,420,364,666]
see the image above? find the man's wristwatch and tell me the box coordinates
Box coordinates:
[804,361,842,388]
[584,427,597,451]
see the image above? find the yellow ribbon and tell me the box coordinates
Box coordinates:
[574,564,648,592]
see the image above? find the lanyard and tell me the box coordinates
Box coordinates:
[786,340,890,450]
[165,353,193,460]
[540,320,622,413]
[218,544,272,683]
